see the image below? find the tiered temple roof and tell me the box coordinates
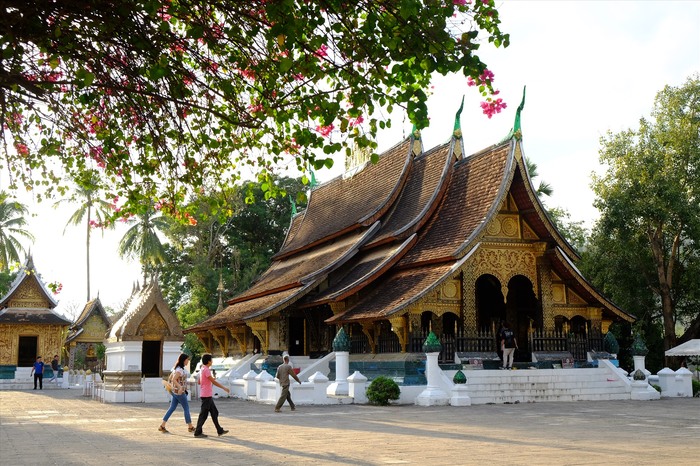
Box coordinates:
[188,110,633,335]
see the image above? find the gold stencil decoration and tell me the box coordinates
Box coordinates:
[136,307,169,340]
[501,216,519,237]
[9,280,49,308]
[551,284,565,304]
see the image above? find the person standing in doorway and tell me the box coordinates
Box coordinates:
[193,353,229,438]
[30,356,44,389]
[48,355,60,384]
[159,353,195,434]
[500,322,518,370]
[274,354,301,412]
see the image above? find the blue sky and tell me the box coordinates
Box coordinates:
[19,1,700,319]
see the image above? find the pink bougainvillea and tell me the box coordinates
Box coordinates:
[316,124,334,137]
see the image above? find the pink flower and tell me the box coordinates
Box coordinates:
[15,143,29,156]
[467,76,476,87]
[479,69,494,83]
[248,103,264,113]
[349,115,364,127]
[453,0,468,5]
[314,44,329,58]
[239,69,256,80]
[316,124,334,137]
[480,98,507,119]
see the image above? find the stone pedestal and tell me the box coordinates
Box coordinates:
[658,367,693,397]
[348,371,367,404]
[416,352,448,406]
[327,351,349,396]
[450,384,471,406]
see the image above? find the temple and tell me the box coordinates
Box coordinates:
[186,97,634,367]
[0,256,70,380]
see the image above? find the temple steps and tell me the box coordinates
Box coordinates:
[462,368,630,404]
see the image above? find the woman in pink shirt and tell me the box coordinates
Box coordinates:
[193,353,230,438]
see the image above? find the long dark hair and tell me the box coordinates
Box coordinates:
[174,353,190,370]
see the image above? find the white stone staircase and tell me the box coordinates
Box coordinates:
[463,367,631,404]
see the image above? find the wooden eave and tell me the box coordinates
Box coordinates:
[225,223,379,306]
[274,138,413,260]
[0,307,71,325]
[549,247,635,323]
[364,141,454,249]
[300,234,417,308]
[185,286,305,332]
[325,249,474,324]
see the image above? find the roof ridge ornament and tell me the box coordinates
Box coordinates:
[453,95,464,138]
[499,85,526,143]
[411,123,422,156]
[453,95,465,158]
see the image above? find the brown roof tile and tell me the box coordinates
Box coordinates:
[366,142,452,247]
[398,142,512,266]
[301,235,416,306]
[229,226,376,303]
[275,139,412,258]
[187,286,304,332]
[325,263,456,323]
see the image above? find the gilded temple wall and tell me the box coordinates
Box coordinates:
[0,323,67,366]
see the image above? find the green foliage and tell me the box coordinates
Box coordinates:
[0,270,17,297]
[2,0,508,220]
[366,376,401,406]
[587,74,700,351]
[547,207,589,253]
[0,192,34,271]
[651,384,661,393]
[692,379,700,397]
[158,176,305,335]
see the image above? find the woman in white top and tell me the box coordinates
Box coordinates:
[159,353,195,433]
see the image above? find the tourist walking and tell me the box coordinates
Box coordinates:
[48,355,60,384]
[499,322,518,370]
[193,353,229,438]
[159,353,195,434]
[30,356,44,389]
[274,354,301,412]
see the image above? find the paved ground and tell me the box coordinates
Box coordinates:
[1,389,698,465]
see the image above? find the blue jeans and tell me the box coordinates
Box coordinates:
[162,393,191,424]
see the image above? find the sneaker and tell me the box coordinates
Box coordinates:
[158,426,168,433]
[290,407,296,411]
[274,409,281,413]
[218,430,229,437]
[194,433,208,438]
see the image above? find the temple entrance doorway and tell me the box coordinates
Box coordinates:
[289,317,305,356]
[141,340,161,377]
[506,275,541,362]
[475,274,506,331]
[18,336,37,367]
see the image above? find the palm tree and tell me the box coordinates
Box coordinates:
[54,181,114,301]
[0,192,34,271]
[526,159,553,198]
[118,206,170,283]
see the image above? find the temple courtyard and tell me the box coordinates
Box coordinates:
[0,389,697,465]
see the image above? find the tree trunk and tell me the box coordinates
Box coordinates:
[648,227,679,351]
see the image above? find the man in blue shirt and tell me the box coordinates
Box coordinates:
[30,356,44,390]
